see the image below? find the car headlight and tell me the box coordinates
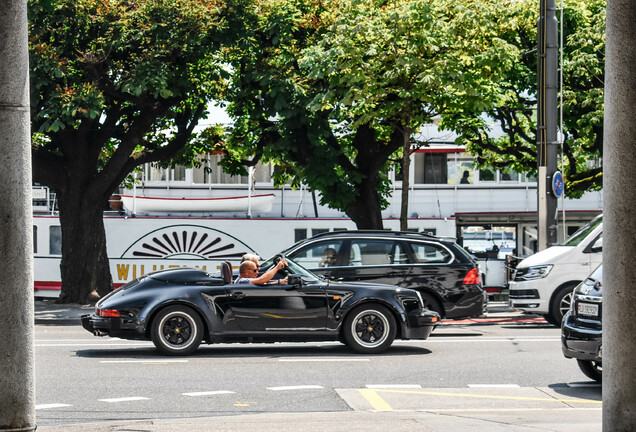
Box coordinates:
[518,265,553,280]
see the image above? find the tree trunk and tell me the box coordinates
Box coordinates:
[399,126,411,231]
[57,189,112,304]
[345,175,384,229]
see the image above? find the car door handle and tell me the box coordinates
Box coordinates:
[231,292,245,300]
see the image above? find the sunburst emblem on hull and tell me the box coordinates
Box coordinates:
[119,225,252,260]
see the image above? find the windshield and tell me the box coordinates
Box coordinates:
[563,215,602,246]
[260,256,320,282]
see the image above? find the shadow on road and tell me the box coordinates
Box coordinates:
[74,343,432,359]
[548,383,602,402]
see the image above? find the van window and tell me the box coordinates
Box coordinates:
[563,216,602,247]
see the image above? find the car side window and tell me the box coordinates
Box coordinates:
[347,240,394,266]
[288,240,343,268]
[409,241,452,264]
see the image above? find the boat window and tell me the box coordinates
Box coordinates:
[295,228,307,243]
[479,168,496,182]
[33,225,37,253]
[413,153,448,184]
[500,167,519,182]
[49,225,62,255]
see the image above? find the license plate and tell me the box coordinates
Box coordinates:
[578,302,599,317]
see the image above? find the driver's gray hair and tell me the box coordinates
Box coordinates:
[241,253,261,263]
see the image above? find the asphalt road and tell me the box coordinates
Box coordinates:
[33,319,602,431]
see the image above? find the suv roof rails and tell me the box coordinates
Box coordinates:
[309,229,443,240]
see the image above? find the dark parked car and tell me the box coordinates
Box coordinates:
[81,257,439,355]
[282,231,486,319]
[561,265,603,382]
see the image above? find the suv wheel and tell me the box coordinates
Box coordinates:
[546,283,576,326]
[577,359,602,382]
[419,292,442,317]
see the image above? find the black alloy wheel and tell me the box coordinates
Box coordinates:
[343,304,396,354]
[151,305,203,356]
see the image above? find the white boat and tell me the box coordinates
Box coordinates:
[120,193,275,213]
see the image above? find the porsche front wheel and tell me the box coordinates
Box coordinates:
[343,304,396,354]
[151,305,203,356]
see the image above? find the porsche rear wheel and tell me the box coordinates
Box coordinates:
[343,304,396,354]
[151,305,203,356]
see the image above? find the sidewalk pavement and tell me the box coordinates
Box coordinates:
[36,408,601,432]
[34,299,541,326]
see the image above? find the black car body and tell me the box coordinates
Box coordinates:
[81,258,439,355]
[561,265,603,382]
[281,231,486,319]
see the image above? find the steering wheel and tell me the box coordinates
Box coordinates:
[273,253,290,276]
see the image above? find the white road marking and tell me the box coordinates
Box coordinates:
[183,391,236,396]
[99,397,150,403]
[35,403,71,410]
[100,360,188,364]
[366,384,422,389]
[278,358,370,362]
[468,384,521,388]
[267,385,324,391]
[36,343,151,347]
[424,338,559,343]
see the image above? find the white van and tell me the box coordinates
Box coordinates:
[508,215,602,325]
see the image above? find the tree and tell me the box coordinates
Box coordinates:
[220,0,521,229]
[29,0,241,303]
[443,0,605,197]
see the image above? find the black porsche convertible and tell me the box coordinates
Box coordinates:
[81,256,439,355]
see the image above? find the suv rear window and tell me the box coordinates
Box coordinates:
[408,241,452,264]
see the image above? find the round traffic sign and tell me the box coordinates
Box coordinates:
[552,171,564,197]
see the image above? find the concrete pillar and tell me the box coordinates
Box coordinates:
[0,0,36,430]
[603,0,636,430]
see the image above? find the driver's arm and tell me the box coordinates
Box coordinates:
[250,258,287,285]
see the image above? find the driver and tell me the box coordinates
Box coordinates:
[235,258,288,285]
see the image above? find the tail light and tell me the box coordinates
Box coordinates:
[96,308,120,318]
[463,268,482,285]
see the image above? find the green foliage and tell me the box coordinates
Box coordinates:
[28,0,250,301]
[221,0,527,225]
[447,0,605,197]
[29,0,242,186]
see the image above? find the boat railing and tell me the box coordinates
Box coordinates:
[32,186,57,214]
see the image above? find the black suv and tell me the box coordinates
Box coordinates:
[282,230,486,319]
[561,265,603,382]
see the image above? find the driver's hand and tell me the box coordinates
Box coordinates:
[276,258,288,269]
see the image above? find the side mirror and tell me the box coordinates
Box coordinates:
[287,274,303,286]
[591,238,602,252]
